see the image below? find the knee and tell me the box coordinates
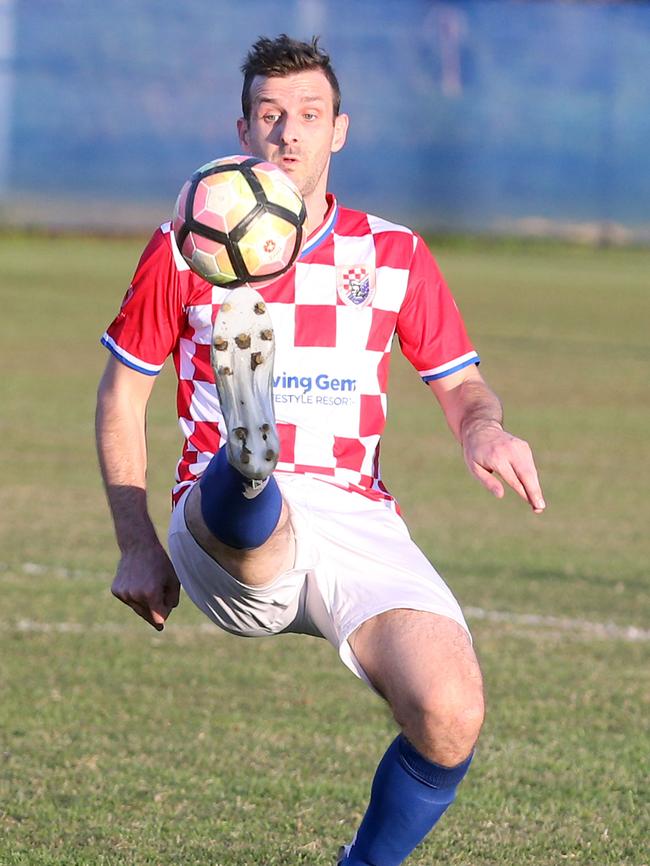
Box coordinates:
[396,679,485,767]
[442,686,485,755]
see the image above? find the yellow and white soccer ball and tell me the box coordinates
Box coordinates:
[172,155,306,287]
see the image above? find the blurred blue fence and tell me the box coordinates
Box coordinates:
[1,0,648,239]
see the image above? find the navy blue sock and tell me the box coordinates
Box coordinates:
[344,735,473,866]
[199,447,282,549]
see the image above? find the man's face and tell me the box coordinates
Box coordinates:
[237,69,349,201]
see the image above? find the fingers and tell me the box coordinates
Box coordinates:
[470,463,505,499]
[164,573,181,611]
[496,460,537,508]
[513,461,546,513]
[112,585,166,630]
[111,573,179,630]
[111,548,180,630]
[131,599,165,631]
[468,434,546,513]
[505,439,546,512]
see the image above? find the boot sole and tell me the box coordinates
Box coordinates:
[211,287,279,480]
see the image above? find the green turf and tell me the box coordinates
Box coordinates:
[0,235,648,865]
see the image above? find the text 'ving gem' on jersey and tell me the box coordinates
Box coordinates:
[273,371,357,407]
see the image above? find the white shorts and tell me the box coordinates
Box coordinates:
[168,473,470,685]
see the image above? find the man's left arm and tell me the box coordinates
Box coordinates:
[429,364,546,514]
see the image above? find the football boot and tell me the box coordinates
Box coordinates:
[211,287,279,481]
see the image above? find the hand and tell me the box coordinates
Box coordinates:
[462,421,546,514]
[111,542,180,630]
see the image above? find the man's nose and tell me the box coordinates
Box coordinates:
[278,115,300,145]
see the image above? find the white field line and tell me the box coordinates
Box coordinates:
[3,561,650,643]
[4,619,218,636]
[463,607,650,643]
[3,610,649,644]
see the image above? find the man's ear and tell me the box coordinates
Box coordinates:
[237,117,250,151]
[331,113,349,154]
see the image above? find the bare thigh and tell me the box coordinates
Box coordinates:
[350,609,485,765]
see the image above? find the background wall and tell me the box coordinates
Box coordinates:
[1,0,648,239]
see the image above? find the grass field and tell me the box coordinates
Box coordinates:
[0,234,648,865]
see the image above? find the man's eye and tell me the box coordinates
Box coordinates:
[262,113,280,123]
[303,113,318,121]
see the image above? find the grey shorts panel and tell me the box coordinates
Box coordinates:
[167,477,469,685]
[168,487,327,640]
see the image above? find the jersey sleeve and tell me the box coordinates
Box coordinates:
[101,226,184,375]
[396,235,479,381]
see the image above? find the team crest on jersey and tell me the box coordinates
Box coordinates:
[336,265,376,307]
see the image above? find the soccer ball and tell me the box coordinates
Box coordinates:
[172,155,306,287]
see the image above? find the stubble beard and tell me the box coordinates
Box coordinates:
[293,156,329,200]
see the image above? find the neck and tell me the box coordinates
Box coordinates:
[303,191,330,237]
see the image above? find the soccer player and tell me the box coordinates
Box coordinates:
[96,34,546,865]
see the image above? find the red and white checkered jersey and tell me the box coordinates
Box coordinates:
[102,195,479,506]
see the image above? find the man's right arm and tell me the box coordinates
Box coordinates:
[95,355,180,630]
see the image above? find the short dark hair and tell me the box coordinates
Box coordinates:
[241,34,341,121]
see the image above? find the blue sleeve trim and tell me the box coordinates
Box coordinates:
[100,337,160,376]
[422,356,481,382]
